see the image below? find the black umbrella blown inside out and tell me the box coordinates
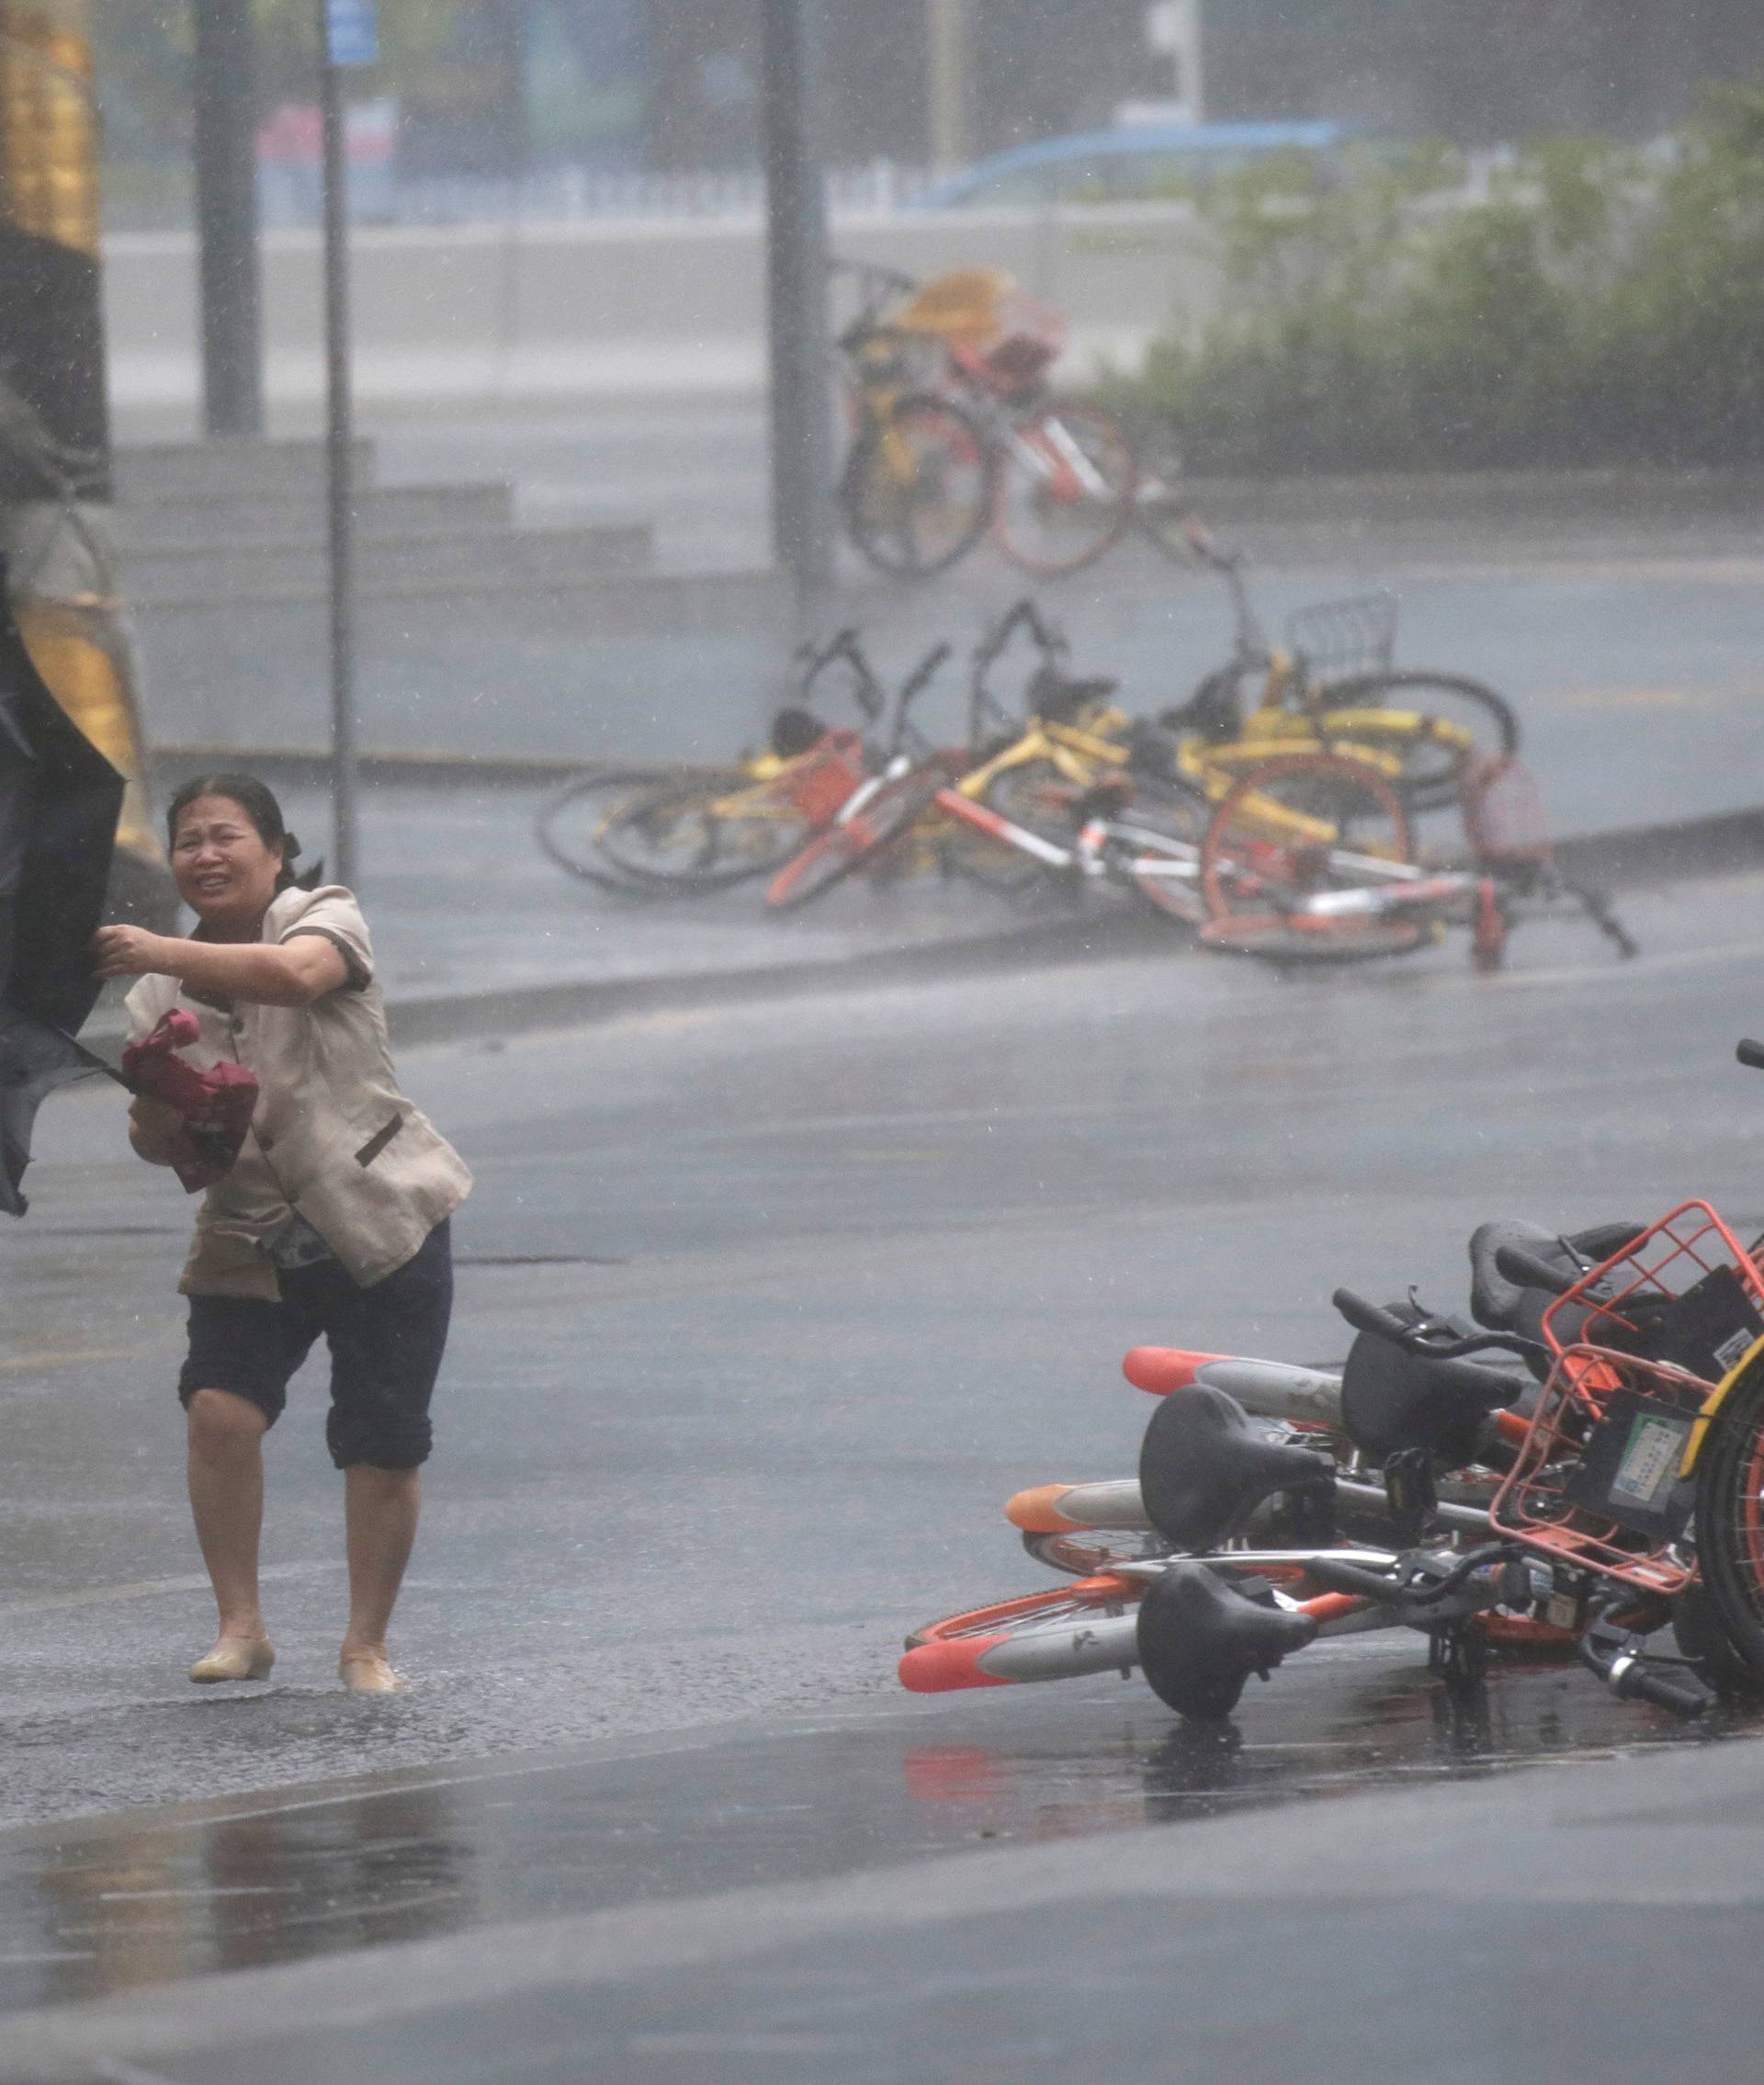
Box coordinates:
[0,566,125,1215]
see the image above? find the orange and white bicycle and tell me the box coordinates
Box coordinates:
[901,1129,1764,1722]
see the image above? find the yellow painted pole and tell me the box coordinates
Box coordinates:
[0,0,166,918]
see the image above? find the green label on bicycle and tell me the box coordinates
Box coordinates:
[1611,1411,1690,1508]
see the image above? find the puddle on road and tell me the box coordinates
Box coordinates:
[0,1636,1755,2018]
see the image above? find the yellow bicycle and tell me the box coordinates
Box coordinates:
[1164,519,1520,813]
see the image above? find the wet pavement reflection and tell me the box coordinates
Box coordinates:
[2,1635,1754,2016]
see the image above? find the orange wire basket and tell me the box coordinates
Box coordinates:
[1489,1202,1764,1593]
[1460,754,1554,869]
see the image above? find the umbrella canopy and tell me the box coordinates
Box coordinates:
[0,557,126,1214]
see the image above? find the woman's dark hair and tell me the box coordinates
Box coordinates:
[166,773,314,892]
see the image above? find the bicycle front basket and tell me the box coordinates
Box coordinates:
[1489,1344,1708,1594]
[1540,1200,1764,1378]
[1284,592,1398,689]
[1460,754,1553,868]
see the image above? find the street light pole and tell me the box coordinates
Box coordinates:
[927,0,971,172]
[760,0,836,619]
[192,0,265,438]
[318,0,360,890]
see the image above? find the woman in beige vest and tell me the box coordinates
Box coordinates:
[94,774,470,1694]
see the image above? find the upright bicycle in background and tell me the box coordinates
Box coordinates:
[833,261,1139,581]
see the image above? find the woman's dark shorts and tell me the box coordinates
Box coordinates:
[177,1219,452,1469]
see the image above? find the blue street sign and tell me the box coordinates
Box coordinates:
[326,0,379,68]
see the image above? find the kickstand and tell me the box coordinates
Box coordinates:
[1428,1620,1487,1692]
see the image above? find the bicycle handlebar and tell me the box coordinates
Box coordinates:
[796,629,884,722]
[1179,516,1240,572]
[1305,1541,1521,1611]
[1577,1629,1709,1717]
[1739,1037,1764,1071]
[973,598,1063,671]
[1622,1666,1711,1717]
[1331,1287,1541,1365]
[830,256,918,294]
[896,641,953,716]
[968,599,1068,740]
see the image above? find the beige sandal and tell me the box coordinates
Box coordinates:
[189,1637,276,1684]
[338,1650,402,1694]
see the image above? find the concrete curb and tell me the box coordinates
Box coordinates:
[1554,805,1764,890]
[379,801,1764,1048]
[386,910,1158,1048]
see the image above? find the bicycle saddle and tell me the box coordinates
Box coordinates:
[1137,1385,1334,1554]
[1124,716,1181,781]
[1339,1304,1523,1466]
[1467,1218,1644,1332]
[769,706,825,759]
[1136,1562,1319,1721]
[1028,663,1118,722]
[1158,665,1243,744]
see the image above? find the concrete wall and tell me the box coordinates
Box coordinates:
[103,204,1219,425]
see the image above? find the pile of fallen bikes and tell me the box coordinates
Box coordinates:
[901,1074,1764,1727]
[538,524,1634,974]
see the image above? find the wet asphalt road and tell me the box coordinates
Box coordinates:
[5,867,1764,2030]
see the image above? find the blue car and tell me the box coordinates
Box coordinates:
[912,121,1360,210]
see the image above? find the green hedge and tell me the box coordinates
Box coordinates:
[1102,85,1764,475]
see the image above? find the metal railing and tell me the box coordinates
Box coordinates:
[256,157,939,232]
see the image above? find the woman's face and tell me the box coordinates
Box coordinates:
[170,795,284,928]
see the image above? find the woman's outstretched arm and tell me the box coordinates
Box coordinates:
[94,927,349,1007]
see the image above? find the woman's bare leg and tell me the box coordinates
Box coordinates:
[186,1388,274,1677]
[339,1465,421,1689]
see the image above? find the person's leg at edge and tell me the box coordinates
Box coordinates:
[339,1462,421,1694]
[322,1218,452,1694]
[186,1388,275,1682]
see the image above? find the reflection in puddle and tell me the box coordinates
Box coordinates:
[28,1785,476,2007]
[900,1649,1758,1843]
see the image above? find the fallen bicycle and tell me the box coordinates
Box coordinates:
[901,1052,1764,1724]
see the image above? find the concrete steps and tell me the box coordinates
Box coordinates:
[108,438,784,766]
[115,482,515,550]
[112,436,656,606]
[114,438,376,504]
[123,522,654,604]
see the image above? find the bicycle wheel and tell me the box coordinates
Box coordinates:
[766,765,947,912]
[1690,1350,1764,1683]
[1199,753,1425,962]
[980,758,1084,842]
[994,398,1138,577]
[596,775,809,893]
[840,393,995,578]
[1104,776,1210,926]
[1319,673,1521,815]
[536,766,733,897]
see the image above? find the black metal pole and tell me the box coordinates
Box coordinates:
[760,0,835,614]
[318,6,358,889]
[192,0,266,438]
